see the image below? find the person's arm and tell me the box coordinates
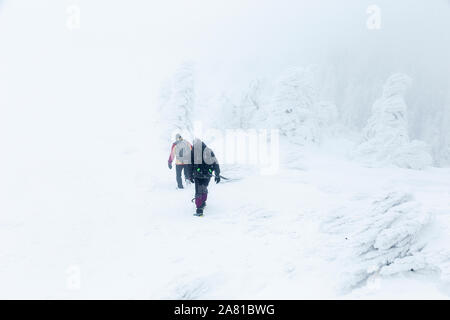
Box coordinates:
[213,156,220,175]
[212,152,221,183]
[168,143,176,169]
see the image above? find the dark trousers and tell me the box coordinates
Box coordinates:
[175,164,190,188]
[194,178,210,208]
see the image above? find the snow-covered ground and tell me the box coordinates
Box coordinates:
[1,128,449,299]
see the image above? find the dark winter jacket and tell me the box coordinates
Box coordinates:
[189,141,220,179]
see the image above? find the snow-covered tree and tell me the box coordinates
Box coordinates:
[215,79,267,130]
[238,79,265,129]
[266,66,339,146]
[268,67,320,145]
[352,73,432,169]
[158,62,195,141]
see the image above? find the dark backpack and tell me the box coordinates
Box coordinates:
[193,163,214,178]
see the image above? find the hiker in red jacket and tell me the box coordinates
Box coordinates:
[168,134,192,189]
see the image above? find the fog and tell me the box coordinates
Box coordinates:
[0,0,449,164]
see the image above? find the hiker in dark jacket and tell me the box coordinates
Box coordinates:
[188,138,220,216]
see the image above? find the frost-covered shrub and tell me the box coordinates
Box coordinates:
[322,192,432,291]
[352,73,432,169]
[390,140,433,169]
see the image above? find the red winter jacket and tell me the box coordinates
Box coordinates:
[168,139,192,165]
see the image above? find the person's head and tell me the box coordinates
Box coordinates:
[175,133,183,141]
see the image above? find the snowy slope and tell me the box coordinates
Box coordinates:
[1,129,449,298]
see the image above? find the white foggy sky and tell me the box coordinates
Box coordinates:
[0,0,449,173]
[0,0,449,121]
[1,1,449,85]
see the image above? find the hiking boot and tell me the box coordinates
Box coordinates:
[194,208,204,216]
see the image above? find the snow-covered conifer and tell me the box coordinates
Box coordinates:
[353,73,432,169]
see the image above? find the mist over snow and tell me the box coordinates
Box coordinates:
[0,0,450,299]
